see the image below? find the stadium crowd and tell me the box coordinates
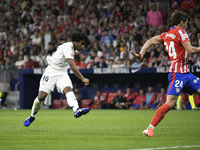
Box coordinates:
[0,0,200,72]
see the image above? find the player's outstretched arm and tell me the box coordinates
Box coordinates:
[130,35,162,60]
[183,42,200,55]
[67,58,89,85]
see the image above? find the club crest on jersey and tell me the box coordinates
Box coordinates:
[176,88,180,93]
[71,53,73,57]
[184,33,188,38]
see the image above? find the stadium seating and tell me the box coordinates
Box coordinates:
[53,99,63,109]
[80,99,94,108]
[62,99,68,106]
[105,92,118,104]
[101,92,108,100]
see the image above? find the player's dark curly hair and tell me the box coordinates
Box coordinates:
[71,31,90,45]
[171,10,188,26]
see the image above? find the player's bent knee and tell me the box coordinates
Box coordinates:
[38,91,48,101]
[63,87,72,95]
[195,88,200,96]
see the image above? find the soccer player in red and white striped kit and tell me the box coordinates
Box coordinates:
[130,10,200,137]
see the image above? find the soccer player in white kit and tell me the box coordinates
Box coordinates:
[24,32,91,127]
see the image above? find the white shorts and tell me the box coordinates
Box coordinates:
[39,66,73,94]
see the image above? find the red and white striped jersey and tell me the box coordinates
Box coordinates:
[159,27,190,73]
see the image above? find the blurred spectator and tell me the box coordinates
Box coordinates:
[96,56,107,68]
[124,59,132,68]
[130,88,146,110]
[111,20,121,38]
[88,28,97,43]
[91,50,100,63]
[98,45,109,63]
[143,85,158,110]
[140,57,148,68]
[132,40,140,53]
[135,9,147,29]
[5,57,15,70]
[146,4,163,28]
[25,55,35,69]
[113,33,121,48]
[0,58,4,70]
[126,34,135,52]
[148,56,161,68]
[180,0,195,13]
[121,87,136,109]
[113,59,124,68]
[131,58,141,68]
[119,19,132,34]
[107,89,125,109]
[78,58,87,69]
[29,49,37,63]
[118,40,125,53]
[194,12,200,30]
[0,27,7,40]
[156,87,167,108]
[16,21,28,36]
[159,55,170,67]
[109,50,119,64]
[99,29,114,48]
[147,50,156,63]
[94,89,106,109]
[120,45,130,63]
[15,55,25,69]
[9,39,15,54]
[31,18,42,32]
[12,48,19,63]
[57,18,66,33]
[30,30,41,46]
[157,50,166,62]
[86,56,96,69]
[41,24,57,50]
[36,48,48,68]
[108,59,115,68]
[193,54,200,67]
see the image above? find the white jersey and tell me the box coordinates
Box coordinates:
[47,42,75,72]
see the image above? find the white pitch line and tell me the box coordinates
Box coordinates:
[129,145,200,150]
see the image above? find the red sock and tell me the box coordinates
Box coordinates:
[150,103,171,127]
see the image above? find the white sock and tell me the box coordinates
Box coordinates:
[31,97,43,117]
[66,91,79,112]
[148,124,155,130]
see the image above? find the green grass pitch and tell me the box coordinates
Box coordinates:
[0,109,199,150]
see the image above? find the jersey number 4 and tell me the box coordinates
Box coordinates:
[164,41,177,59]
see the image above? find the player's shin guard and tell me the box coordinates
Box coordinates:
[150,103,171,127]
[31,97,43,117]
[66,91,79,112]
